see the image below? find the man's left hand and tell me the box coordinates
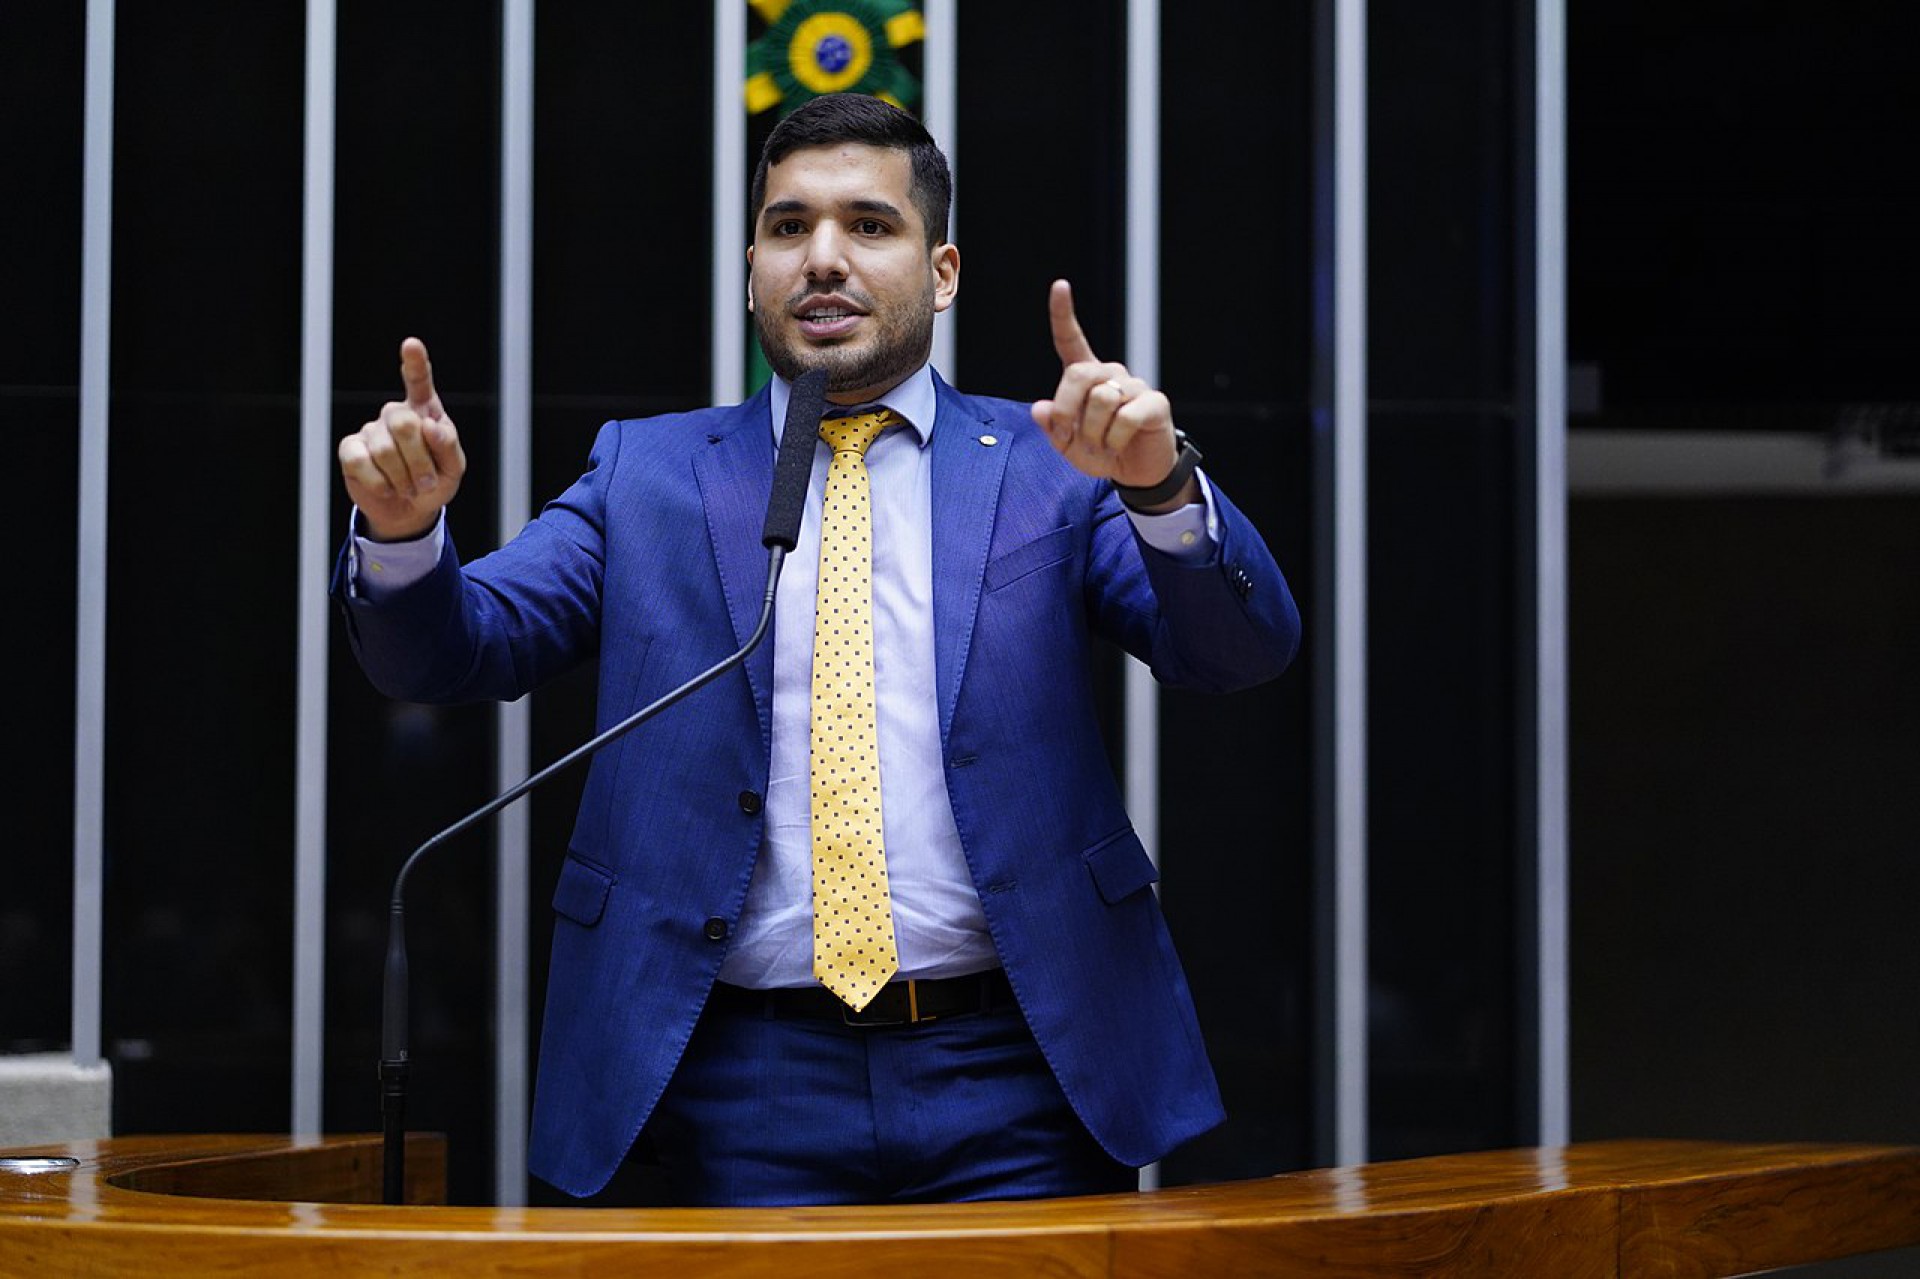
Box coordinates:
[1030,279,1197,511]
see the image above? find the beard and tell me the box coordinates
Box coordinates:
[754,280,936,395]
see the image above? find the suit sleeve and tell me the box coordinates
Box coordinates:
[331,420,623,704]
[1084,477,1300,694]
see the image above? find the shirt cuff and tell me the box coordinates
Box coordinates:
[348,508,445,600]
[1122,470,1220,565]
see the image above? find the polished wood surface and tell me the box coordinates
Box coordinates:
[2,1136,1916,1276]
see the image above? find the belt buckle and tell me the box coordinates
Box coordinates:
[839,979,933,1027]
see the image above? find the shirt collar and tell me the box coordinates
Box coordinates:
[767,363,938,449]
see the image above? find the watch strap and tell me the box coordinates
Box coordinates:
[1114,431,1204,509]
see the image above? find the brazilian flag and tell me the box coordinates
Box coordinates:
[746,0,925,118]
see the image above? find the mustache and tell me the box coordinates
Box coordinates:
[784,285,877,312]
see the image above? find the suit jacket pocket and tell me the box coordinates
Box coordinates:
[1083,828,1160,904]
[983,525,1073,594]
[552,852,615,926]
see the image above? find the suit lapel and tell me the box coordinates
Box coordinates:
[692,390,777,740]
[928,374,1010,744]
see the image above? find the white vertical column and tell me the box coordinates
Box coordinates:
[1124,0,1162,1195]
[711,0,748,405]
[495,0,536,1207]
[1531,0,1569,1149]
[1312,0,1368,1167]
[923,0,957,379]
[292,0,338,1139]
[73,0,115,1075]
[1122,4,1162,857]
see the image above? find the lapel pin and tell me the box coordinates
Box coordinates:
[978,434,998,447]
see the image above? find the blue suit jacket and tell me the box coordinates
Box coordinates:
[338,375,1300,1197]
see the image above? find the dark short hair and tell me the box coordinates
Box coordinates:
[750,93,952,248]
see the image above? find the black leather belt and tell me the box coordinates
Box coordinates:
[710,969,1014,1027]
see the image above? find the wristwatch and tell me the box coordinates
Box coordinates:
[1114,429,1203,510]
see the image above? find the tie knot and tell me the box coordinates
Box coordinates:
[819,408,901,456]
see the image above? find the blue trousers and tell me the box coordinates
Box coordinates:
[641,992,1136,1206]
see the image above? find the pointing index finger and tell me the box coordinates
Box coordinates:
[1048,279,1099,367]
[399,337,439,413]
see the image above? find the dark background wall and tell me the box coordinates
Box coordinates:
[0,4,83,1060]
[1366,0,1523,1161]
[1568,2,1920,1273]
[1571,496,1920,1152]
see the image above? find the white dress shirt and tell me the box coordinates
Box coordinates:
[351,364,1219,987]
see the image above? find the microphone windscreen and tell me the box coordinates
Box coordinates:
[763,368,828,550]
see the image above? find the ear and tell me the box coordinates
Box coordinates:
[931,242,960,314]
[745,245,755,312]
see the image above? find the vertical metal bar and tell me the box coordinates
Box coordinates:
[1124,0,1162,1195]
[923,0,956,379]
[73,0,115,1074]
[1513,0,1568,1152]
[495,0,536,1206]
[1311,0,1368,1167]
[1123,0,1161,867]
[712,0,747,405]
[1532,0,1570,1149]
[1331,0,1369,1172]
[292,0,338,1139]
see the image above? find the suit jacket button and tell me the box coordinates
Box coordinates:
[738,790,763,814]
[703,917,728,941]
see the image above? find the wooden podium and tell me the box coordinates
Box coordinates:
[3,1135,1917,1275]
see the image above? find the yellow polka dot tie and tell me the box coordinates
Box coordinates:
[811,409,902,1011]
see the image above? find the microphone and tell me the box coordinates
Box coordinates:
[377,368,828,1204]
[765,368,828,550]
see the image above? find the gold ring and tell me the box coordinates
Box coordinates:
[1100,378,1130,398]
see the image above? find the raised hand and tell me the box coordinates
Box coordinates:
[338,337,467,541]
[1029,280,1191,508]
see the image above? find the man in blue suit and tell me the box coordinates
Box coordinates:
[337,94,1298,1205]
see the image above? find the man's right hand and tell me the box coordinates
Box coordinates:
[338,337,467,542]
